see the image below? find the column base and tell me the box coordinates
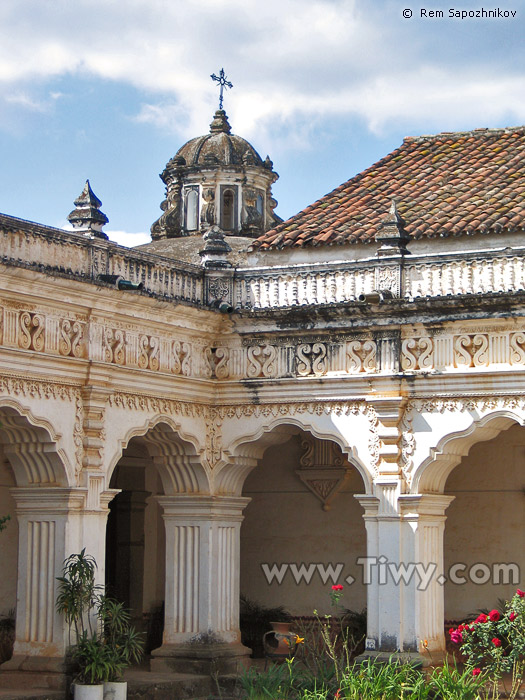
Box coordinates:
[0,654,67,689]
[150,641,252,675]
[354,650,437,668]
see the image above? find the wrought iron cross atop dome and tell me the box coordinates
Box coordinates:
[210,68,233,110]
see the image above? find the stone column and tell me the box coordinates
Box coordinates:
[356,480,405,656]
[2,485,115,688]
[399,494,455,656]
[356,489,454,662]
[151,494,251,674]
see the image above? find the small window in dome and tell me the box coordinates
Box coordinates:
[185,188,199,231]
[221,187,236,231]
[256,193,264,215]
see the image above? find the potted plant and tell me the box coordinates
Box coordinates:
[56,550,144,700]
[98,598,144,700]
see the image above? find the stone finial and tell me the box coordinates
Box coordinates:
[68,181,109,239]
[209,110,232,134]
[376,199,409,256]
[199,225,232,268]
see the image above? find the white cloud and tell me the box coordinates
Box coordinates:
[5,92,49,112]
[59,222,150,247]
[0,0,523,145]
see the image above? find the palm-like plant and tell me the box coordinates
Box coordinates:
[56,551,144,685]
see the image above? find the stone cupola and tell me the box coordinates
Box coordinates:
[150,110,281,240]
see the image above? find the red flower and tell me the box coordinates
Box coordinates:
[331,584,343,591]
[509,612,517,621]
[492,638,502,647]
[488,609,501,622]
[472,668,481,677]
[517,589,525,598]
[457,624,465,632]
[475,613,488,624]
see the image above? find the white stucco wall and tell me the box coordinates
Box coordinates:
[444,423,525,619]
[240,435,367,616]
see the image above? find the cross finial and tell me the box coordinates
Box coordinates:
[210,68,233,110]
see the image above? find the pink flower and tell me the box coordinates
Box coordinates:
[517,589,525,598]
[475,613,488,624]
[509,612,517,621]
[472,668,481,677]
[488,609,501,622]
[331,584,343,591]
[492,638,502,647]
[450,629,463,644]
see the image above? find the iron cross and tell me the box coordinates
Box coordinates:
[210,68,233,110]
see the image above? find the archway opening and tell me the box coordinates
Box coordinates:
[0,404,68,666]
[239,426,367,656]
[106,437,166,654]
[443,422,525,624]
[0,442,17,664]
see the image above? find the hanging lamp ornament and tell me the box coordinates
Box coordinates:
[210,68,233,110]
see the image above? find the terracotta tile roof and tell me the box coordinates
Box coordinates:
[253,126,525,250]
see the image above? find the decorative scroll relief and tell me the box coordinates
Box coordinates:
[346,340,377,373]
[401,331,525,371]
[0,304,197,376]
[296,343,328,377]
[209,339,377,380]
[246,344,278,378]
[1,307,86,359]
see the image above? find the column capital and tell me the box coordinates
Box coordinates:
[354,493,380,518]
[10,486,86,514]
[157,494,251,521]
[399,493,455,520]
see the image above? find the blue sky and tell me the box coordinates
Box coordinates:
[0,0,523,246]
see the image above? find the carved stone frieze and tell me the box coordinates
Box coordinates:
[401,330,525,371]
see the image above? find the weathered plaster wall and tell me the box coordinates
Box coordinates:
[0,447,18,616]
[444,423,525,619]
[240,435,367,616]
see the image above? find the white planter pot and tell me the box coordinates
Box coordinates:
[103,681,127,700]
[73,684,104,700]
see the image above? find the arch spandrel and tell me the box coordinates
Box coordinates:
[0,400,73,487]
[407,399,525,493]
[108,415,210,495]
[215,410,374,496]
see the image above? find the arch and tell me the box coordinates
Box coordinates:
[0,401,70,486]
[109,416,210,495]
[216,417,373,495]
[412,410,525,494]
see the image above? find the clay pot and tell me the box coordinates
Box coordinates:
[263,621,296,656]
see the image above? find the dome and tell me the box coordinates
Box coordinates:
[171,110,268,169]
[150,108,280,241]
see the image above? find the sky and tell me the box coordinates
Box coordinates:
[0,0,524,247]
